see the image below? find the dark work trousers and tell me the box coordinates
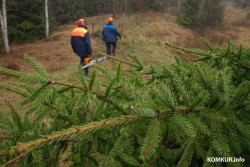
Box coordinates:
[80,58,88,76]
[106,42,117,55]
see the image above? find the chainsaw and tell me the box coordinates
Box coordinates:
[82,56,108,69]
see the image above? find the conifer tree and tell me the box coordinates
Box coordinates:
[177,0,224,28]
[176,0,200,27]
[0,42,249,166]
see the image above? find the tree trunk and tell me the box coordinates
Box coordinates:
[112,0,116,17]
[116,0,119,14]
[177,0,181,10]
[0,0,9,53]
[125,0,128,14]
[45,0,49,39]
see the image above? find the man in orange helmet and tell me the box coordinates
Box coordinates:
[71,19,93,76]
[102,17,121,56]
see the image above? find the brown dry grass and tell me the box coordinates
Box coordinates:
[200,4,250,47]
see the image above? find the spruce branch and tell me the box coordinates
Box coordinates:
[0,82,29,97]
[115,63,123,82]
[92,152,122,167]
[173,115,197,139]
[174,50,195,61]
[155,107,205,118]
[116,84,145,101]
[109,135,130,158]
[166,41,250,71]
[128,105,156,117]
[156,82,176,110]
[96,95,128,115]
[149,146,165,164]
[202,38,215,52]
[78,64,88,89]
[13,116,142,152]
[177,140,194,167]
[0,67,23,79]
[21,82,51,105]
[50,81,85,91]
[220,54,250,70]
[230,81,250,107]
[105,78,116,97]
[165,42,208,56]
[1,151,29,167]
[88,69,97,91]
[128,54,143,70]
[0,67,49,84]
[119,153,141,166]
[101,54,142,69]
[140,119,162,161]
[23,54,49,78]
[5,101,23,131]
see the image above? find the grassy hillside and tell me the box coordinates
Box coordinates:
[0,4,249,105]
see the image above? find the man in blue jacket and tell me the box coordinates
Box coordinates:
[102,17,121,56]
[71,19,93,76]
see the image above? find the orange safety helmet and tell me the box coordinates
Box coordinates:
[107,17,114,23]
[75,19,86,26]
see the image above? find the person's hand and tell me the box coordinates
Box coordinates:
[89,55,95,59]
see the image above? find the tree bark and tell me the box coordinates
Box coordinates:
[0,0,9,53]
[45,0,49,39]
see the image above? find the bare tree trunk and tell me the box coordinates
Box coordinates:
[168,0,171,13]
[112,0,116,17]
[45,0,49,39]
[177,0,181,10]
[125,0,128,15]
[0,0,9,53]
[116,0,118,14]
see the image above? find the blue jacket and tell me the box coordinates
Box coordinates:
[102,23,121,43]
[71,25,92,58]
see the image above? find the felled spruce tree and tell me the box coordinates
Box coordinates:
[166,39,250,84]
[0,42,249,167]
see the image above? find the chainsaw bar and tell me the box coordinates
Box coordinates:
[82,56,108,69]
